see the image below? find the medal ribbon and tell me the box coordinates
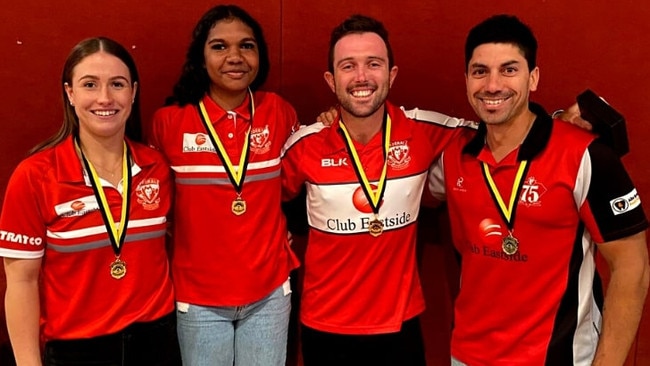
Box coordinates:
[198,89,255,195]
[481,160,529,231]
[339,113,392,215]
[78,140,132,257]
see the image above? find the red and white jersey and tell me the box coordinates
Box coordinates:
[282,101,469,334]
[149,91,300,306]
[0,136,174,341]
[429,104,648,365]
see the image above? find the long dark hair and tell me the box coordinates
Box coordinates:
[30,37,142,154]
[165,4,270,106]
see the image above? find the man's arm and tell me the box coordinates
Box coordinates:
[592,231,649,365]
[4,257,43,366]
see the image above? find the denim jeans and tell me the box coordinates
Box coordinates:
[176,279,291,366]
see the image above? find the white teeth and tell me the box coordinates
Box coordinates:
[483,99,504,106]
[352,90,372,98]
[94,110,117,116]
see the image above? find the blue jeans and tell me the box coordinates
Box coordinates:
[176,279,291,366]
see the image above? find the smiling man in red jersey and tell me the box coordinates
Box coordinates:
[429,14,649,366]
[281,14,474,366]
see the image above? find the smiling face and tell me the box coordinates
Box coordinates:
[64,51,136,140]
[204,18,259,103]
[465,42,538,127]
[324,32,398,120]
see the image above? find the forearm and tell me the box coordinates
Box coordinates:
[592,259,649,365]
[5,277,42,365]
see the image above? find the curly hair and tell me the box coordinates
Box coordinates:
[165,5,270,106]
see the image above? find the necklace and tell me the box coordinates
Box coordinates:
[85,155,123,178]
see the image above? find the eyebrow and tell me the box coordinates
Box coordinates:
[336,55,386,66]
[207,37,257,44]
[76,75,130,82]
[470,60,520,69]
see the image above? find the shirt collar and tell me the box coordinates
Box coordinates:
[322,101,413,155]
[462,102,553,161]
[55,135,152,183]
[199,92,253,123]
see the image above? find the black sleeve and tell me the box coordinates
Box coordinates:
[585,141,648,242]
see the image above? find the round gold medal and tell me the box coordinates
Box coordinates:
[502,235,519,255]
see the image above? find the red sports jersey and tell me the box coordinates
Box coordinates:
[429,104,648,365]
[0,136,175,341]
[148,91,300,306]
[282,101,467,334]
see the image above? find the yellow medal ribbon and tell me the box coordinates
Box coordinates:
[339,114,392,215]
[78,140,131,256]
[481,160,528,227]
[197,89,255,194]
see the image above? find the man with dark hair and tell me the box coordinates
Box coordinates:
[429,14,649,365]
[282,14,472,365]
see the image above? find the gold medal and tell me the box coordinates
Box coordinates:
[79,140,132,280]
[232,196,246,215]
[339,113,392,239]
[502,235,519,255]
[110,257,127,279]
[482,160,529,257]
[368,218,384,237]
[198,90,255,216]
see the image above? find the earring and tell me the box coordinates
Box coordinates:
[70,101,74,106]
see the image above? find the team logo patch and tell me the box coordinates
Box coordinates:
[136,178,161,210]
[250,125,271,154]
[610,189,641,216]
[56,196,99,217]
[519,176,546,207]
[195,133,207,145]
[70,200,86,211]
[183,133,215,153]
[387,140,411,170]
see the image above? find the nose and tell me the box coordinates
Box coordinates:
[353,66,368,82]
[484,72,503,93]
[226,47,243,63]
[97,85,112,104]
